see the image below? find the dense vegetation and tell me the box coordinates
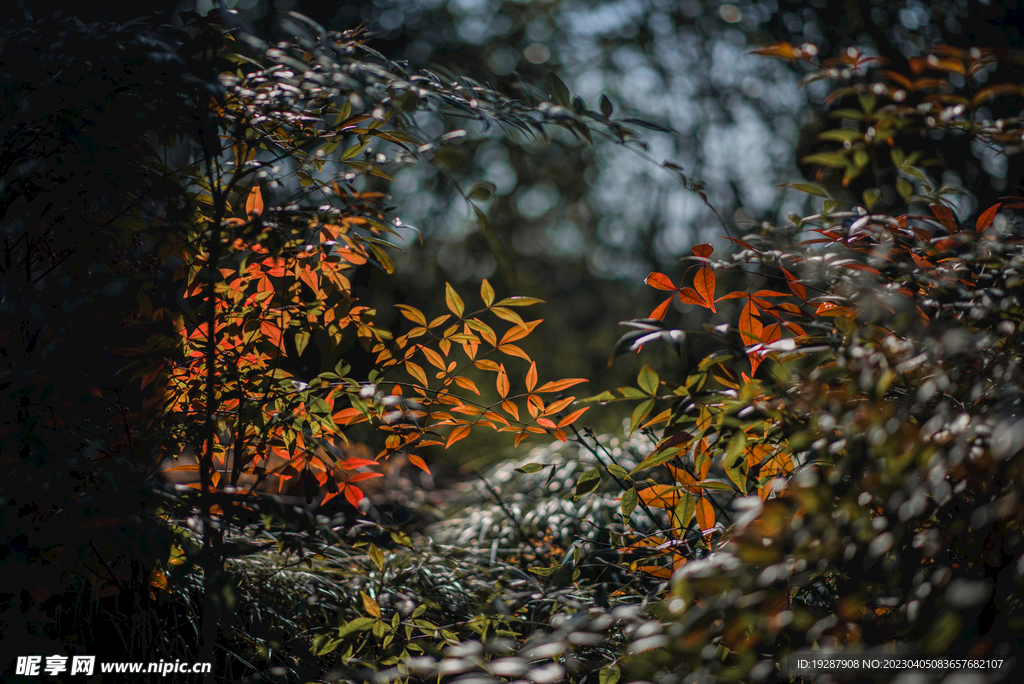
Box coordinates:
[2,4,1023,684]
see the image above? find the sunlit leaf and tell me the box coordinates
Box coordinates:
[246,183,264,217]
[444,282,465,317]
[496,364,510,398]
[637,364,659,395]
[645,272,677,291]
[695,496,715,530]
[480,278,495,307]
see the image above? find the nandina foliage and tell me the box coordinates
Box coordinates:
[577,43,1024,673]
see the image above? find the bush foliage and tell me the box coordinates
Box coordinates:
[3,7,1024,684]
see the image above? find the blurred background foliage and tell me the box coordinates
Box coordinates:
[20,0,1024,456]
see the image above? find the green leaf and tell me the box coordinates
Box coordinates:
[341,141,368,161]
[600,665,621,684]
[600,94,613,118]
[621,487,638,522]
[724,434,748,494]
[337,616,377,639]
[674,492,696,529]
[781,182,830,198]
[606,463,630,480]
[629,447,681,475]
[550,72,571,107]
[469,181,495,201]
[515,463,544,474]
[294,330,310,357]
[629,398,655,436]
[529,565,559,576]
[574,467,601,500]
[637,364,660,395]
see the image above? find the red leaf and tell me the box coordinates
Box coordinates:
[692,244,714,259]
[782,268,806,302]
[677,288,706,307]
[929,203,958,231]
[724,237,756,251]
[347,472,383,483]
[645,272,677,291]
[976,202,1001,233]
[343,484,363,507]
[650,296,674,321]
[693,267,716,311]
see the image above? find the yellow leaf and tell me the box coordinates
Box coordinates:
[361,591,381,618]
[445,282,464,317]
[480,278,495,307]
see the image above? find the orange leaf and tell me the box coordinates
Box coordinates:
[497,344,532,361]
[496,364,510,399]
[814,302,856,317]
[446,425,471,448]
[408,454,431,474]
[638,484,679,508]
[474,359,501,372]
[513,430,530,447]
[781,268,806,302]
[347,472,383,483]
[557,406,590,428]
[541,396,574,416]
[976,202,1001,233]
[501,400,520,421]
[405,361,429,387]
[339,457,378,469]
[533,378,588,394]
[693,266,716,311]
[454,376,481,395]
[650,296,674,321]
[525,361,537,392]
[739,301,763,346]
[421,346,446,371]
[645,272,677,290]
[695,496,715,530]
[692,244,713,258]
[343,484,363,507]
[500,319,542,345]
[677,288,706,307]
[246,184,264,217]
[751,42,802,61]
